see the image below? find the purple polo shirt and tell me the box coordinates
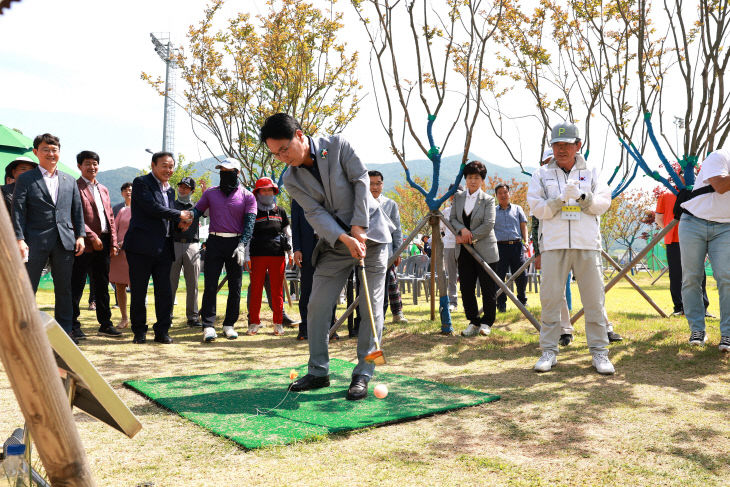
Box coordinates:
[195,186,257,234]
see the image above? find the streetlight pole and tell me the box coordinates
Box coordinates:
[150,33,176,155]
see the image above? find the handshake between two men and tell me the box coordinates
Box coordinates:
[178,210,194,231]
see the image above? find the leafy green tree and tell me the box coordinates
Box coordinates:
[143,0,361,186]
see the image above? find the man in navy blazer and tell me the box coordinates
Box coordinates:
[12,133,85,339]
[123,152,193,344]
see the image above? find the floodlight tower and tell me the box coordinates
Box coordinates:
[150,33,177,155]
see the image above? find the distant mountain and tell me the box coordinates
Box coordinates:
[97,152,534,205]
[367,152,534,193]
[97,167,141,206]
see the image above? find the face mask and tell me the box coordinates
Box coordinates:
[219,171,239,196]
[177,193,192,204]
[257,193,276,210]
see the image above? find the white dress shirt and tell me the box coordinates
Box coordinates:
[152,174,171,236]
[39,166,59,205]
[464,188,482,216]
[82,177,109,233]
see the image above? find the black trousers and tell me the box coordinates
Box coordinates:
[71,234,112,332]
[26,233,75,335]
[666,241,709,312]
[127,238,174,338]
[458,249,498,326]
[200,235,242,328]
[496,242,527,307]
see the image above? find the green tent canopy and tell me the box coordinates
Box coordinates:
[0,124,80,178]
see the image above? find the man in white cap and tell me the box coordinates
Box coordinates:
[191,159,256,342]
[527,122,614,374]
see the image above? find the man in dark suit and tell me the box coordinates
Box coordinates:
[70,150,122,340]
[12,133,86,340]
[123,152,192,344]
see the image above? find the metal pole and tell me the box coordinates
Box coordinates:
[571,219,677,323]
[162,42,171,152]
[438,213,541,331]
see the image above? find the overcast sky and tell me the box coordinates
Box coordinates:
[0,0,671,192]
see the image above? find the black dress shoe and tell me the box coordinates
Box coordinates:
[71,336,80,345]
[296,333,308,341]
[72,329,87,341]
[154,334,173,344]
[132,335,147,344]
[497,305,507,313]
[607,331,623,342]
[282,314,301,327]
[98,325,123,337]
[288,374,330,391]
[346,375,369,401]
[187,319,203,328]
[559,333,573,346]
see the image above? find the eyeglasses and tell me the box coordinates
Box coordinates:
[270,139,293,158]
[40,148,60,155]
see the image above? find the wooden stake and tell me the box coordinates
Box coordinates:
[0,207,95,485]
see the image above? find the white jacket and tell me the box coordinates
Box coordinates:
[527,155,611,251]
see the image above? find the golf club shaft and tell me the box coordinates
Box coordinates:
[358,259,381,351]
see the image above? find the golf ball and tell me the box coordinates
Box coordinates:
[289,370,299,380]
[374,384,388,399]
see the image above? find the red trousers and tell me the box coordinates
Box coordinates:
[249,255,285,325]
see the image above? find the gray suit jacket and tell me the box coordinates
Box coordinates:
[12,166,85,252]
[449,189,498,264]
[283,135,394,265]
[378,195,402,259]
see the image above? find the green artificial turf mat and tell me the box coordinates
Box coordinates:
[124,358,500,449]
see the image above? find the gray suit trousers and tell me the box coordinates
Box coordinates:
[540,249,608,354]
[170,241,201,321]
[307,240,387,379]
[442,246,458,305]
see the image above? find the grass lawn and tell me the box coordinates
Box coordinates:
[1,272,728,486]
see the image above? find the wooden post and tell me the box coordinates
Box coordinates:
[0,208,95,485]
[601,250,668,318]
[438,213,541,331]
[571,219,677,323]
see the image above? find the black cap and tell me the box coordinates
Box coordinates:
[178,177,195,190]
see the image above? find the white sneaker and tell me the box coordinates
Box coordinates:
[247,323,263,335]
[449,304,458,312]
[392,313,408,324]
[273,324,285,336]
[479,324,492,336]
[223,326,238,340]
[203,327,216,343]
[534,351,557,372]
[461,323,479,337]
[592,351,615,375]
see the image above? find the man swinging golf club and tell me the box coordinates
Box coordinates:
[259,113,394,400]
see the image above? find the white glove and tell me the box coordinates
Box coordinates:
[232,243,246,267]
[562,181,581,202]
